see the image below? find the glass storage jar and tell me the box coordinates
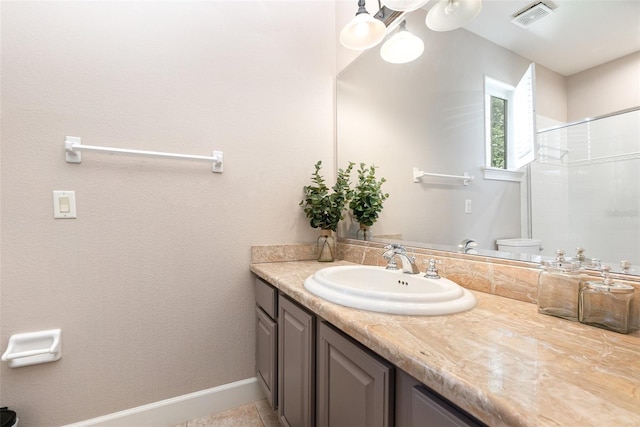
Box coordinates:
[537,250,584,321]
[579,277,635,334]
[317,229,335,262]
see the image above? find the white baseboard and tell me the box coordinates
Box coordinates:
[63,377,264,427]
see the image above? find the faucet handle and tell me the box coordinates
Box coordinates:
[424,259,441,279]
[385,258,399,270]
[382,245,400,270]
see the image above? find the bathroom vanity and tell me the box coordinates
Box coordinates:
[255,274,482,427]
[251,259,640,427]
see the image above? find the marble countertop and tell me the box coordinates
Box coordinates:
[250,260,640,427]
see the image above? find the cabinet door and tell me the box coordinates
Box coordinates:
[278,295,315,427]
[396,369,484,427]
[256,307,277,409]
[317,321,393,427]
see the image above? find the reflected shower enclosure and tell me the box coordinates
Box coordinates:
[532,108,640,266]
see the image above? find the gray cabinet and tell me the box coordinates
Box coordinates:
[396,369,484,427]
[278,294,315,427]
[255,278,278,409]
[317,321,394,427]
[256,305,277,408]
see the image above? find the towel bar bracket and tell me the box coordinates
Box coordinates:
[65,136,83,164]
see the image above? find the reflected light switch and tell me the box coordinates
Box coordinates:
[53,191,76,219]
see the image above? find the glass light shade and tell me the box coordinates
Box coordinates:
[426,0,482,31]
[381,0,430,12]
[380,27,424,64]
[340,13,387,50]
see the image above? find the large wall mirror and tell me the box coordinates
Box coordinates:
[336,1,640,274]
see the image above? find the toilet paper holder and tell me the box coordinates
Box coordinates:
[1,329,62,368]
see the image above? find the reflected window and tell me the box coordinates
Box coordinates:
[484,64,536,172]
[490,95,507,169]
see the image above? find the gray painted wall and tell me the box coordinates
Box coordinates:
[0,2,336,425]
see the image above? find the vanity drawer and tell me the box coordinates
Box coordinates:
[255,278,277,319]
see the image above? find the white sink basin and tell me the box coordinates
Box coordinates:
[304,265,476,315]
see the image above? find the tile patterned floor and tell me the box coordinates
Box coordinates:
[172,399,280,427]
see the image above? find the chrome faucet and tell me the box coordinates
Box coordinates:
[382,244,420,274]
[458,238,478,253]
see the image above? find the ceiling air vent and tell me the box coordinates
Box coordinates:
[511,2,553,28]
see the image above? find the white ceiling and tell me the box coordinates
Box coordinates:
[424,0,640,76]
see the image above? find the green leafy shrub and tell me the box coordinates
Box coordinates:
[349,163,389,227]
[300,161,355,232]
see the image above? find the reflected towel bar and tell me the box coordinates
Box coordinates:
[413,168,474,185]
[537,145,569,162]
[65,136,223,173]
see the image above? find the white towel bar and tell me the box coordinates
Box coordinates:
[65,136,223,173]
[413,168,474,185]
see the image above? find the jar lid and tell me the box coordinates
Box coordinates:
[540,259,582,273]
[540,249,583,273]
[585,281,635,294]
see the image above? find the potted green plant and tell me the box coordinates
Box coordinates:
[300,160,354,261]
[349,163,389,240]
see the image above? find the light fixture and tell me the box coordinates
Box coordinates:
[381,0,430,12]
[340,0,387,50]
[425,0,482,32]
[380,20,424,64]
